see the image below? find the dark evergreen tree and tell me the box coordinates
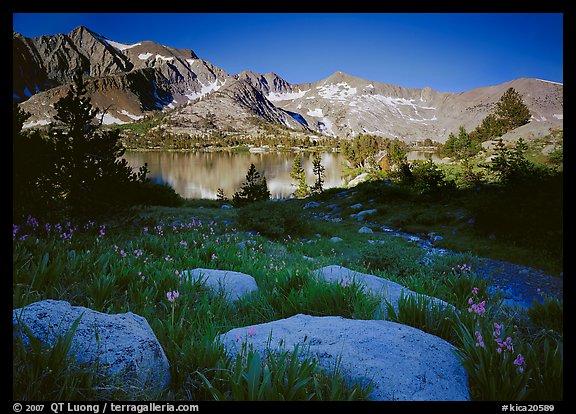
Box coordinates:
[13,106,58,219]
[469,87,530,143]
[486,138,545,184]
[232,163,271,206]
[48,70,141,215]
[441,126,481,160]
[310,152,325,194]
[341,134,383,168]
[290,157,309,198]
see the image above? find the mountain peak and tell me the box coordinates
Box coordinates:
[69,25,102,38]
[67,25,111,46]
[323,70,367,84]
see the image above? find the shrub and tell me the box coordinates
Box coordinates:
[410,160,454,194]
[129,181,184,207]
[237,200,310,239]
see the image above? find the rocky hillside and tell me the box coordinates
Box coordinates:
[14,26,563,143]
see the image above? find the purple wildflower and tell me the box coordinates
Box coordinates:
[513,354,526,373]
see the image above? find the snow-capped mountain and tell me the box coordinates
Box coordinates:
[14,26,563,143]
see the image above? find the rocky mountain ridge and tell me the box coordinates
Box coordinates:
[14,25,563,143]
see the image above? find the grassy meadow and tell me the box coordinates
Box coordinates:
[13,188,563,401]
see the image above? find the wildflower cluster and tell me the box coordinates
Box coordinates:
[451,263,472,276]
[113,245,147,262]
[467,287,486,317]
[167,290,180,303]
[465,288,527,375]
[13,215,106,241]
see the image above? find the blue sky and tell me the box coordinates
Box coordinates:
[12,13,563,92]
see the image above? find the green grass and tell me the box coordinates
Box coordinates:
[12,196,562,401]
[313,172,563,276]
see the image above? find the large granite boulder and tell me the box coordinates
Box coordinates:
[13,299,170,392]
[180,268,258,302]
[312,265,455,317]
[219,314,470,401]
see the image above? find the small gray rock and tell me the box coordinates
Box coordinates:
[304,201,320,209]
[357,209,377,217]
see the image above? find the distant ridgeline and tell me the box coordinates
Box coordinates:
[14,26,562,146]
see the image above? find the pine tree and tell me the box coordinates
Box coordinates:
[470,87,530,142]
[494,87,531,133]
[13,105,59,219]
[232,163,271,206]
[441,126,482,160]
[311,152,325,194]
[290,157,309,198]
[216,188,228,201]
[49,70,140,215]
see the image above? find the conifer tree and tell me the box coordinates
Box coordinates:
[290,157,309,198]
[232,163,271,206]
[494,87,531,133]
[13,106,58,219]
[311,152,325,194]
[49,70,139,215]
[469,87,530,142]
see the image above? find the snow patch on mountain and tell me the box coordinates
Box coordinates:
[108,40,142,51]
[23,119,50,129]
[184,79,226,102]
[536,79,563,86]
[155,54,174,62]
[317,82,357,101]
[317,117,335,136]
[267,89,309,101]
[99,113,129,125]
[119,110,144,120]
[307,108,324,117]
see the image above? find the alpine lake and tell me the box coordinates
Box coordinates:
[123,148,441,200]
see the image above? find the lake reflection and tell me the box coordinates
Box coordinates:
[123,150,348,199]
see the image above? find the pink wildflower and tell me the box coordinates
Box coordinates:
[167,290,180,303]
[247,327,256,336]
